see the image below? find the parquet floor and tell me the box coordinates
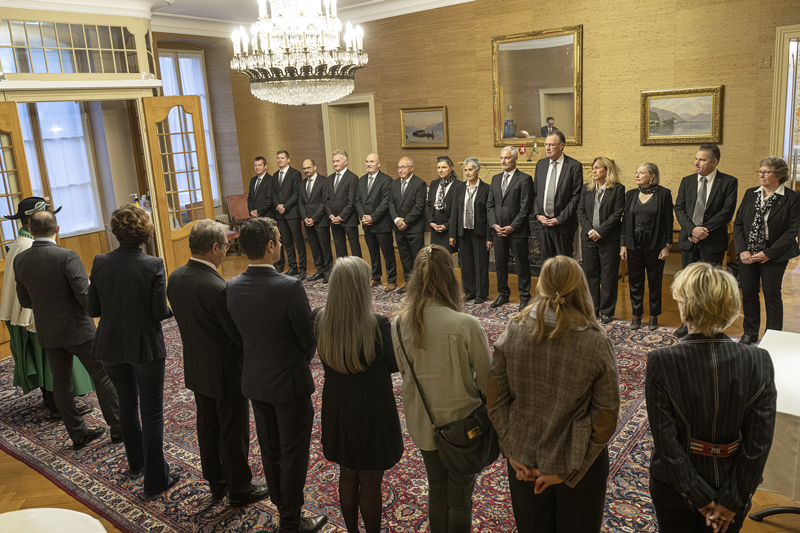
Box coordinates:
[1,240,799,532]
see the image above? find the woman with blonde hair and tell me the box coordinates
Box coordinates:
[392,244,491,533]
[489,255,619,532]
[577,157,626,323]
[646,262,776,532]
[312,256,402,533]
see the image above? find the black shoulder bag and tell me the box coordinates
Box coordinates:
[395,318,500,476]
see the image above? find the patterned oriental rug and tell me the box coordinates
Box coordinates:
[0,280,681,532]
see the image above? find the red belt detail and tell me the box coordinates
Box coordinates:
[689,438,740,457]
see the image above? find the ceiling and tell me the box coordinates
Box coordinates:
[152,0,367,22]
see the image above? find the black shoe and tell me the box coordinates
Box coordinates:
[739,335,757,345]
[323,271,331,284]
[210,486,228,502]
[127,466,145,479]
[674,324,688,338]
[601,315,612,325]
[464,294,476,302]
[519,299,530,311]
[73,427,105,449]
[630,317,642,330]
[278,514,328,533]
[648,316,658,331]
[398,286,407,294]
[298,270,307,281]
[142,473,181,502]
[490,296,509,308]
[286,268,300,278]
[51,402,93,420]
[111,429,124,444]
[230,483,269,508]
[474,297,487,304]
[308,271,324,281]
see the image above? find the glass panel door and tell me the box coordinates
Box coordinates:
[0,102,34,271]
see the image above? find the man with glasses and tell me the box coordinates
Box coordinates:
[299,159,333,283]
[389,157,427,293]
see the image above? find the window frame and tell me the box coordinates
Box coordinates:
[770,24,800,190]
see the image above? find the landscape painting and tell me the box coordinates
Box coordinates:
[400,106,449,148]
[640,86,723,145]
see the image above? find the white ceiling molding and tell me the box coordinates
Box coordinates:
[0,79,163,90]
[150,13,247,38]
[338,0,475,24]
[0,0,173,19]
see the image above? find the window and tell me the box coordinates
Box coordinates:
[782,38,799,188]
[158,50,220,205]
[17,102,105,237]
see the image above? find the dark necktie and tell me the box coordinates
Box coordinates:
[401,179,407,198]
[279,170,285,188]
[368,175,375,192]
[501,173,510,197]
[335,173,342,191]
[545,161,558,215]
[255,176,262,192]
[306,178,313,195]
[593,188,603,231]
[693,176,708,226]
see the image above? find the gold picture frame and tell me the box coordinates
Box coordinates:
[640,86,723,145]
[399,106,449,149]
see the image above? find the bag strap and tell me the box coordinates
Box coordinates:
[395,318,438,430]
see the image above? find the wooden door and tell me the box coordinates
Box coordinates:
[143,96,214,275]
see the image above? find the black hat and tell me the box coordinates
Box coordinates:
[3,197,62,220]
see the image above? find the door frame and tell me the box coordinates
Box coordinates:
[321,93,378,169]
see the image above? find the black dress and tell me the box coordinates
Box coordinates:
[313,311,404,470]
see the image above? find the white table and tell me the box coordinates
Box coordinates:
[1,508,106,532]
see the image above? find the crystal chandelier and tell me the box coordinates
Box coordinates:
[230,0,368,106]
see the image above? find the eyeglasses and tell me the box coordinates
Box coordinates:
[757,170,774,176]
[397,165,411,170]
[221,242,231,250]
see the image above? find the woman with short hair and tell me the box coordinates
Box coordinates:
[313,256,403,533]
[426,156,460,253]
[646,262,776,532]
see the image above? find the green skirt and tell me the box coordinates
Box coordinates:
[6,321,95,396]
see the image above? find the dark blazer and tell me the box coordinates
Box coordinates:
[733,186,800,263]
[227,267,315,403]
[326,169,360,227]
[540,126,559,137]
[425,178,459,227]
[356,171,393,233]
[168,260,244,399]
[674,171,738,253]
[87,247,171,364]
[577,183,626,242]
[247,173,274,218]
[486,168,534,239]
[14,240,95,349]
[646,334,776,514]
[389,175,428,234]
[272,166,302,220]
[299,174,330,228]
[449,180,491,240]
[620,187,674,250]
[533,154,584,233]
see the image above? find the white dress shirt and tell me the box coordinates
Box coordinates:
[463,180,480,229]
[696,168,717,202]
[190,257,217,270]
[542,153,566,214]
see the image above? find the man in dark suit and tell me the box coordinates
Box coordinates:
[389,156,427,293]
[356,153,397,291]
[227,218,327,533]
[487,147,534,310]
[540,117,558,138]
[14,209,120,449]
[299,159,333,282]
[326,150,362,259]
[273,151,307,279]
[247,156,274,218]
[533,130,584,263]
[673,144,738,337]
[167,220,269,508]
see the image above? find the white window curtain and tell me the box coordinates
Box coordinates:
[16,103,45,198]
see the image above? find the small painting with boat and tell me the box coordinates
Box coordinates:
[640,86,723,145]
[400,106,449,148]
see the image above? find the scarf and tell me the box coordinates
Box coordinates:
[435,174,455,211]
[747,190,780,253]
[19,228,33,240]
[637,184,661,195]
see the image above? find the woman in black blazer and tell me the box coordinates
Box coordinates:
[577,157,625,324]
[426,156,459,253]
[88,205,178,501]
[620,163,673,331]
[733,156,800,345]
[449,157,492,304]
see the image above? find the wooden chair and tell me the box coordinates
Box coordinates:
[225,194,254,255]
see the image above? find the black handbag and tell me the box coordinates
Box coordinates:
[396,319,500,476]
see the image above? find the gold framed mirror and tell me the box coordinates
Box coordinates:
[492,25,582,147]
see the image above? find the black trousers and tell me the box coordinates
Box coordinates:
[739,259,789,338]
[364,229,396,284]
[395,231,424,283]
[627,247,665,318]
[46,339,120,445]
[508,446,609,533]
[458,229,490,299]
[493,235,531,301]
[650,474,749,533]
[539,225,574,265]
[681,244,726,268]
[304,224,333,274]
[582,238,621,316]
[430,210,456,253]
[194,391,253,495]
[275,217,306,272]
[331,224,362,259]
[252,396,314,530]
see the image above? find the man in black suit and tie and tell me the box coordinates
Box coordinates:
[356,153,397,292]
[273,151,307,279]
[167,220,269,508]
[299,159,333,282]
[389,157,427,293]
[487,147,534,310]
[540,117,558,138]
[534,131,584,263]
[226,218,326,533]
[673,144,738,338]
[247,156,274,218]
[14,209,121,449]
[326,150,362,259]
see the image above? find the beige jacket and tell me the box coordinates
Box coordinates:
[0,235,35,331]
[488,313,619,488]
[392,303,491,451]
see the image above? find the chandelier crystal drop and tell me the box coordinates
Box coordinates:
[231,0,368,106]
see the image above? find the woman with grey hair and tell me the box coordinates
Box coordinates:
[620,163,673,331]
[733,156,800,344]
[449,157,492,304]
[426,156,460,253]
[312,256,403,533]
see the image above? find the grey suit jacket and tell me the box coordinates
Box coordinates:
[14,240,95,348]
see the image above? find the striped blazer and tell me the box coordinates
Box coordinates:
[645,333,776,514]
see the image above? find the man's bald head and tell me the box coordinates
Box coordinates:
[30,210,58,238]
